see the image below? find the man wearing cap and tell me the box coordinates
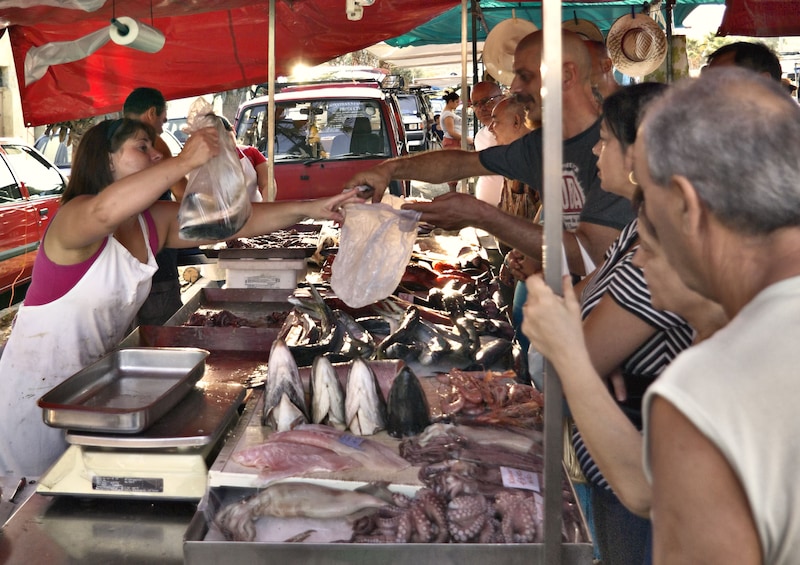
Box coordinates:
[469,81,504,206]
[345,29,633,277]
[637,66,800,564]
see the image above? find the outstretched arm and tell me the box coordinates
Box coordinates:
[344,150,489,202]
[49,127,219,255]
[522,275,654,516]
[161,190,363,249]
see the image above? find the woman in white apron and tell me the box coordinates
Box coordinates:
[0,118,360,478]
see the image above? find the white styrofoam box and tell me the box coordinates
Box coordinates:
[218,258,307,289]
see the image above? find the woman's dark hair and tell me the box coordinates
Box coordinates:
[602,82,668,151]
[63,118,156,204]
[442,91,460,103]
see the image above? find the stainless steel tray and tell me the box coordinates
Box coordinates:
[38,347,209,434]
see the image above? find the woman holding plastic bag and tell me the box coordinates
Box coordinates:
[0,117,361,479]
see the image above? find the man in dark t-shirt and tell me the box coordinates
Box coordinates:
[345,30,635,276]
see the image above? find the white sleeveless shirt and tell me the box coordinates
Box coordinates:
[0,215,158,477]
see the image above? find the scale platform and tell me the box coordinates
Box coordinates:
[37,381,246,500]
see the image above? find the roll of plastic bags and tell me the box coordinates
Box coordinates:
[331,203,421,308]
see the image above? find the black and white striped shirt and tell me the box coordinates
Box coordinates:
[573,219,694,490]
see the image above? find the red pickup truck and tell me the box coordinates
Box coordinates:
[0,139,66,295]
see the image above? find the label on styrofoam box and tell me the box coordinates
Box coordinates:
[225,268,305,289]
[218,258,307,270]
[500,466,541,492]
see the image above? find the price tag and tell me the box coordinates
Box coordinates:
[338,433,365,450]
[500,466,541,492]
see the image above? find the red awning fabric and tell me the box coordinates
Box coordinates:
[1,0,460,126]
[1,0,797,125]
[717,0,800,37]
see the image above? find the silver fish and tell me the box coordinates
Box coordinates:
[345,357,386,436]
[263,338,309,431]
[310,355,347,430]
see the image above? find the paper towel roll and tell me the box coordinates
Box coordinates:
[109,17,165,53]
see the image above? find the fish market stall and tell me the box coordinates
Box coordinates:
[0,224,593,564]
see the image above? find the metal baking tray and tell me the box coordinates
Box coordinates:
[38,347,210,434]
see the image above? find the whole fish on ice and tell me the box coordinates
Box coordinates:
[345,357,387,435]
[263,339,309,431]
[310,355,346,430]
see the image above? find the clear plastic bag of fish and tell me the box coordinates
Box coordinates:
[177,97,252,240]
[331,202,420,308]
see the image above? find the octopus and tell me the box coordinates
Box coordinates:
[494,490,542,543]
[446,494,500,543]
[351,488,448,543]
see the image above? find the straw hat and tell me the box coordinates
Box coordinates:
[606,12,667,77]
[482,18,538,86]
[562,18,604,43]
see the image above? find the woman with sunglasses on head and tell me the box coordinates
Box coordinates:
[0,118,361,479]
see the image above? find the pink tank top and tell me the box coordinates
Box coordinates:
[25,210,159,306]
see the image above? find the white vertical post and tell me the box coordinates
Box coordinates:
[541,0,564,563]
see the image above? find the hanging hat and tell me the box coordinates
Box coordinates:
[606,12,667,77]
[482,17,538,86]
[562,18,604,43]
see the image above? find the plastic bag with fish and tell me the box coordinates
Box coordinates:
[177,97,252,240]
[331,202,420,308]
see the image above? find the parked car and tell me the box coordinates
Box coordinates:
[34,129,183,180]
[394,88,436,152]
[233,81,409,200]
[0,138,66,294]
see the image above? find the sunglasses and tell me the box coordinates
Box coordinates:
[471,94,503,109]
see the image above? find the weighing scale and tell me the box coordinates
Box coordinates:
[37,381,246,500]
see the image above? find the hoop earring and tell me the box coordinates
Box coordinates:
[628,171,638,186]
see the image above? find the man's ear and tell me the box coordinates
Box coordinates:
[672,175,706,237]
[562,61,578,89]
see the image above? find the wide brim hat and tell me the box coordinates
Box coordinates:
[482,18,538,86]
[606,12,667,77]
[562,18,604,43]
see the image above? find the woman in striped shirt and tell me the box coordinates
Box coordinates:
[524,83,679,565]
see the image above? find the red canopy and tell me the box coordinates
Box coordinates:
[1,0,460,126]
[2,0,798,126]
[717,0,800,37]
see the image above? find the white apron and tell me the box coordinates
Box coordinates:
[0,215,158,477]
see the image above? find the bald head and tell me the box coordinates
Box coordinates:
[516,29,592,82]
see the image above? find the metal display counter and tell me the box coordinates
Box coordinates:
[2,265,594,564]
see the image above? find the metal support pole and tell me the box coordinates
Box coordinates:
[459,0,469,192]
[266,0,276,201]
[542,0,564,562]
[666,0,674,83]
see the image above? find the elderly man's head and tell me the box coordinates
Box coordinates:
[489,97,531,144]
[470,81,503,127]
[634,67,800,296]
[510,29,592,123]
